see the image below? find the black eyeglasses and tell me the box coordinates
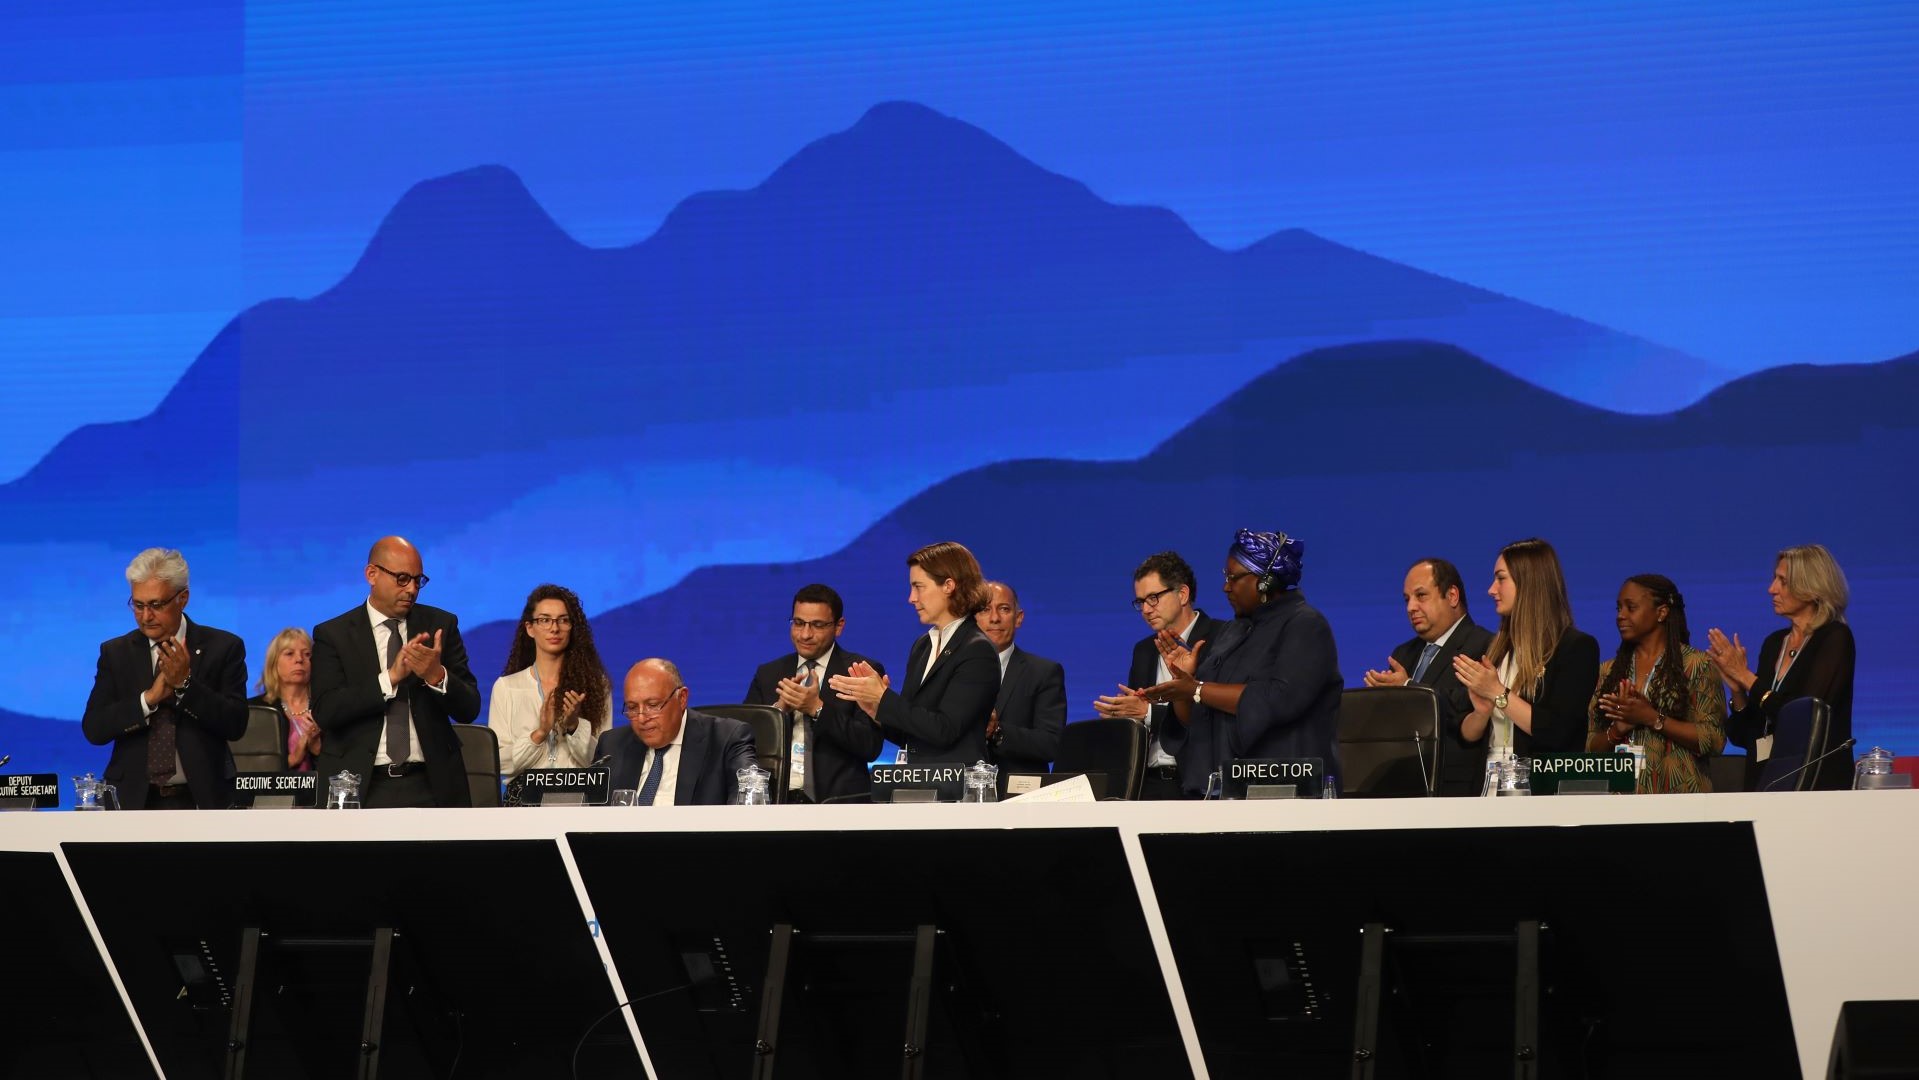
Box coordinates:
[529,615,572,629]
[1224,570,1259,587]
[622,687,685,718]
[371,564,430,589]
[1131,587,1179,612]
[790,618,836,632]
[127,589,185,615]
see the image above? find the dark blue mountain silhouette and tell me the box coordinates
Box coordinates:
[0,101,1723,552]
[462,343,1919,739]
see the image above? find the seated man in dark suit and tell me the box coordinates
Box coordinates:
[600,658,758,806]
[1093,552,1224,800]
[976,581,1065,775]
[311,536,482,808]
[81,548,249,810]
[1361,557,1496,796]
[745,584,885,802]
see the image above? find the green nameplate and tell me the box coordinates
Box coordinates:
[1528,754,1636,794]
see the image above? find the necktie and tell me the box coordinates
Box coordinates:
[637,745,669,806]
[383,619,411,763]
[1411,641,1442,683]
[147,643,178,785]
[789,661,817,796]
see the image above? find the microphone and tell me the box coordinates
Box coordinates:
[1411,731,1433,796]
[0,753,10,769]
[1763,737,1857,791]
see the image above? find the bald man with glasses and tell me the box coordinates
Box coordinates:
[310,536,481,807]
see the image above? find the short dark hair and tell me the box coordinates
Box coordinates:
[792,583,844,622]
[1133,551,1196,593]
[1409,557,1470,617]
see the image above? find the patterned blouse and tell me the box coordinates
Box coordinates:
[1586,645,1727,793]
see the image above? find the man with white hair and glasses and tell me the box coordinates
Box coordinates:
[81,548,249,809]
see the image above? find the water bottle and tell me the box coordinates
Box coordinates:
[1497,757,1532,796]
[1203,769,1223,801]
[1854,747,1895,790]
[327,770,362,809]
[1320,774,1339,799]
[962,761,999,803]
[736,764,772,806]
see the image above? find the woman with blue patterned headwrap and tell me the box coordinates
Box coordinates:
[1139,528,1344,796]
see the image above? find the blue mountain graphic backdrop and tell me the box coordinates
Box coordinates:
[3,97,1913,799]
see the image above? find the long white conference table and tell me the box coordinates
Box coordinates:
[7,791,1917,1079]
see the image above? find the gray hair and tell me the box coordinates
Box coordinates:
[125,548,190,590]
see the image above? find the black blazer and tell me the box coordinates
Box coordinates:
[990,646,1066,774]
[875,619,1000,763]
[1725,621,1856,791]
[81,621,249,809]
[1459,627,1601,758]
[1388,615,1497,796]
[1158,592,1344,796]
[1127,611,1226,761]
[310,603,482,807]
[594,710,759,806]
[744,646,887,801]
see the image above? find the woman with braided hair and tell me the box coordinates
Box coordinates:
[1587,574,1727,792]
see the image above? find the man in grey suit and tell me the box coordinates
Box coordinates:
[1362,557,1496,796]
[598,659,758,806]
[977,581,1065,775]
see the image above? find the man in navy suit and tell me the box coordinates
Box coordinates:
[976,581,1065,775]
[311,536,482,808]
[1362,558,1497,795]
[1093,552,1224,800]
[600,659,758,806]
[81,548,249,810]
[744,584,886,802]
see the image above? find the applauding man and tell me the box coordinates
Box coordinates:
[312,536,481,807]
[1093,552,1222,800]
[81,548,249,809]
[744,584,886,802]
[1361,558,1494,795]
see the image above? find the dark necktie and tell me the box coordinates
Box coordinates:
[383,619,411,762]
[1412,641,1442,683]
[147,643,178,785]
[637,745,670,806]
[794,661,818,799]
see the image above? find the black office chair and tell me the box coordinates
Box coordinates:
[1756,696,1831,792]
[1052,718,1146,800]
[1708,752,1749,793]
[693,704,788,802]
[1337,686,1440,797]
[232,704,289,774]
[453,724,503,807]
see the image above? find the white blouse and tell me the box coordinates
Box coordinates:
[488,666,611,778]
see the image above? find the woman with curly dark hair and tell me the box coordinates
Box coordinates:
[488,584,612,778]
[1587,574,1726,792]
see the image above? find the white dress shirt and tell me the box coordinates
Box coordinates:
[923,617,966,682]
[367,601,446,766]
[644,720,688,807]
[1147,610,1202,768]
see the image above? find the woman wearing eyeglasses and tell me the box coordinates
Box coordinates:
[489,584,612,779]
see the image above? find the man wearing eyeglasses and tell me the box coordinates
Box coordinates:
[744,584,886,802]
[1091,552,1223,800]
[599,659,758,805]
[310,536,481,807]
[81,548,250,809]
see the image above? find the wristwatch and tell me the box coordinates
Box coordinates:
[1191,681,1205,704]
[1493,688,1509,711]
[1652,714,1666,733]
